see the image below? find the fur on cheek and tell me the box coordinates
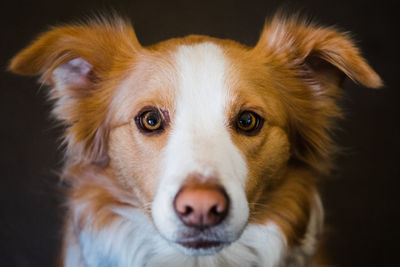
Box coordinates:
[243,126,291,203]
[8,13,382,267]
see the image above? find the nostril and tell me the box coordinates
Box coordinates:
[210,205,221,215]
[212,201,227,214]
[181,205,193,216]
[210,205,217,214]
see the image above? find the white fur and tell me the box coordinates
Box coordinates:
[63,43,320,267]
[151,42,249,246]
[64,223,85,267]
[50,58,94,150]
[51,58,92,121]
[69,198,325,267]
[71,202,286,267]
[53,58,92,87]
[66,190,322,267]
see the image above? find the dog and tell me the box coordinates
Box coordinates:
[9,14,382,267]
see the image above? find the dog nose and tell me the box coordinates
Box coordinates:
[174,181,229,229]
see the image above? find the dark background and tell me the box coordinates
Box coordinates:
[0,0,398,266]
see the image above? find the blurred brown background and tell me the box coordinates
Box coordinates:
[0,0,398,266]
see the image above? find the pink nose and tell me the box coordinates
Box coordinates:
[174,181,229,229]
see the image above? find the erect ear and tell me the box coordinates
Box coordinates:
[9,17,141,164]
[254,15,383,173]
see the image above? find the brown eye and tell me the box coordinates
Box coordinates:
[236,111,263,135]
[136,109,163,133]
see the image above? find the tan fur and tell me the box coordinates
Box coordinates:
[254,15,382,173]
[9,17,141,164]
[9,14,381,266]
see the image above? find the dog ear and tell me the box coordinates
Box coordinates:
[9,17,141,164]
[254,15,382,173]
[255,15,382,89]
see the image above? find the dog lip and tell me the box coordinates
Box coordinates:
[178,239,225,250]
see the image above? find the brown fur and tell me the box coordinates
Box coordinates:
[9,17,141,165]
[9,14,381,266]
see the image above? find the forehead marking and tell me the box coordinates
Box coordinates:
[173,42,229,132]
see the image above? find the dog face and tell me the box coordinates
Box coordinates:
[103,39,294,254]
[10,16,381,258]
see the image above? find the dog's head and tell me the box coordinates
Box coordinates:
[10,15,381,255]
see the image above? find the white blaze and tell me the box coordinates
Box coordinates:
[152,42,249,242]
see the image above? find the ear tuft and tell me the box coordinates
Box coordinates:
[53,58,94,87]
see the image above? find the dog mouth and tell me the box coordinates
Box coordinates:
[167,219,244,255]
[173,229,232,255]
[178,238,226,250]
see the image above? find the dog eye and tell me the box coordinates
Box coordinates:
[236,111,263,135]
[136,109,164,133]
